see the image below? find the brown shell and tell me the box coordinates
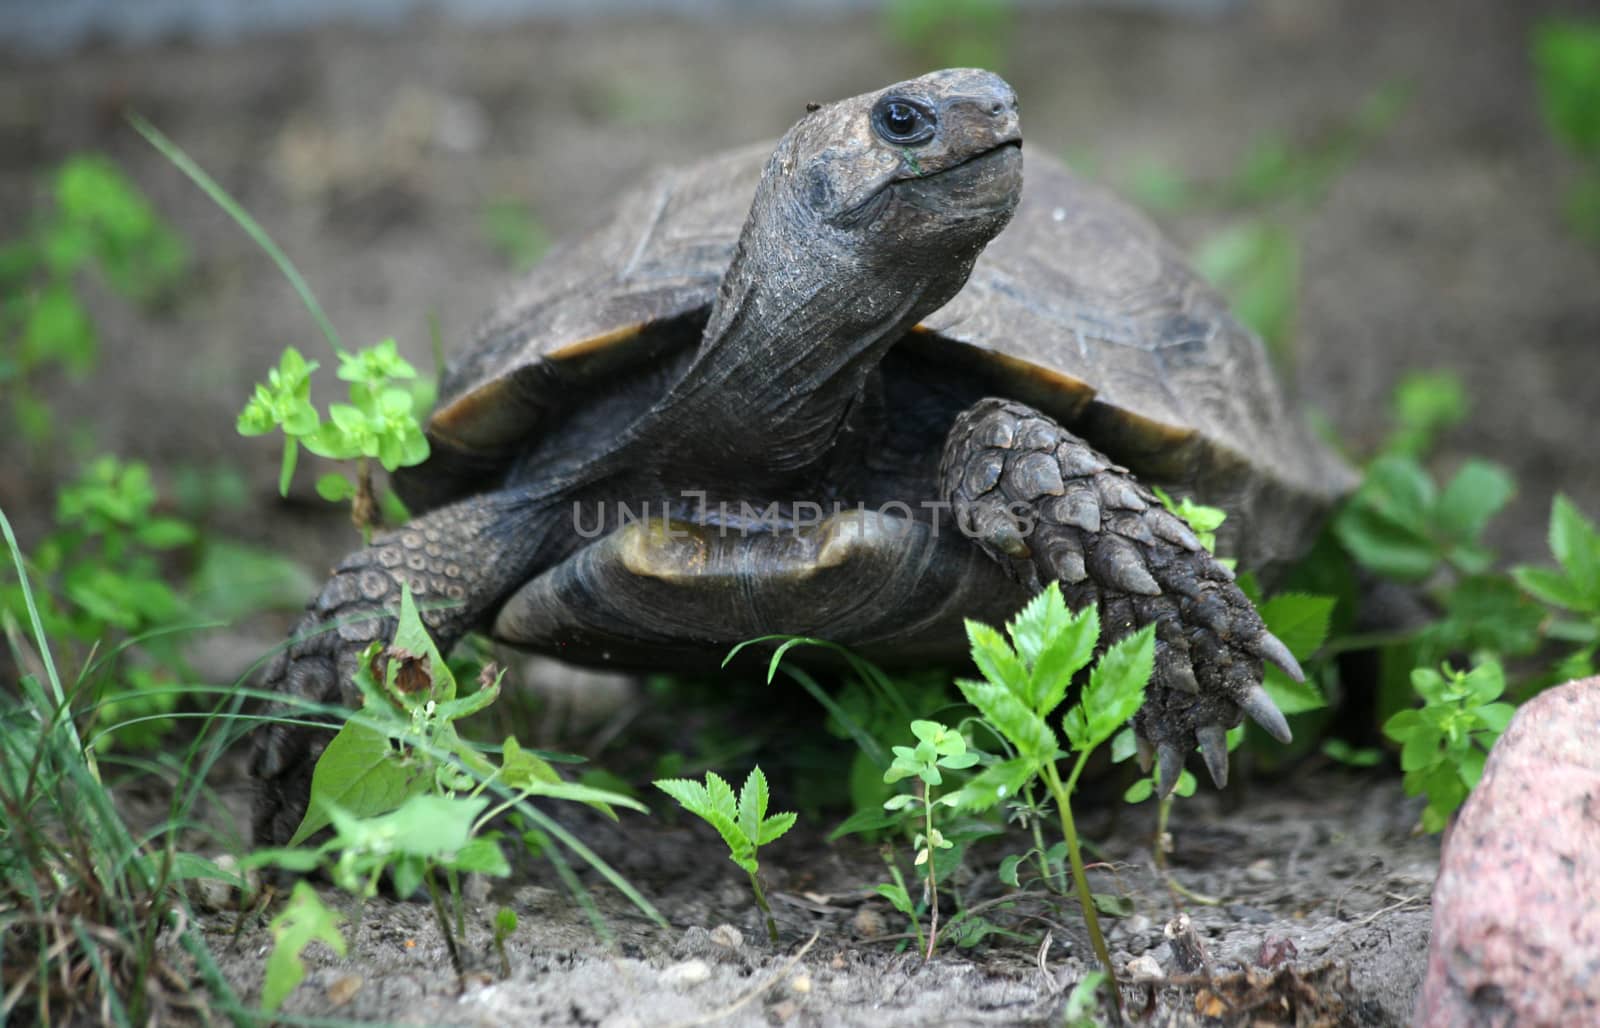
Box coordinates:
[415,144,1354,566]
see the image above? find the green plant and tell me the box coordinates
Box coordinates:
[879,719,980,957]
[247,586,651,996]
[0,156,187,440]
[939,583,1152,1011]
[236,339,430,535]
[262,881,346,1015]
[1512,495,1600,679]
[1532,19,1600,245]
[1,506,246,1023]
[1382,660,1513,832]
[654,766,797,944]
[130,115,431,539]
[1,457,200,750]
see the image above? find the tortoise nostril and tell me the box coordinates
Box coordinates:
[990,101,1005,116]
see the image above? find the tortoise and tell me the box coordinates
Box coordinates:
[251,68,1355,845]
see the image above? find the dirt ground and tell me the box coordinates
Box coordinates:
[4,0,1599,1024]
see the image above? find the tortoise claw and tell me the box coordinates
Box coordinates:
[1136,735,1156,774]
[1239,684,1293,744]
[1252,629,1305,682]
[1196,725,1229,788]
[1157,741,1185,798]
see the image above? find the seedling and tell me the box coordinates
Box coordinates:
[881,719,981,957]
[937,583,1151,1010]
[654,767,797,944]
[1383,660,1514,832]
[262,881,346,1015]
[247,586,647,995]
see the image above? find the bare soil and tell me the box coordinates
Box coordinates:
[4,0,1598,1024]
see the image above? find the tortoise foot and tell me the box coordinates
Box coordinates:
[249,496,524,845]
[940,397,1298,794]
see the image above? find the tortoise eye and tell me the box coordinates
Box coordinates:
[871,96,937,146]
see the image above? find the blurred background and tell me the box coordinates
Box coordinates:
[2,0,1598,637]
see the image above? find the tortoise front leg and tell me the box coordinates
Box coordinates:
[250,489,555,846]
[940,397,1299,796]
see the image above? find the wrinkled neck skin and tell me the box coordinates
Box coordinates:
[634,149,982,483]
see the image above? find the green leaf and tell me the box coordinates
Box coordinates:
[392,584,455,703]
[653,777,712,820]
[704,771,739,827]
[1257,593,1334,660]
[1400,724,1443,772]
[947,755,1039,812]
[1263,667,1326,716]
[447,836,511,876]
[738,766,770,846]
[316,473,356,502]
[1029,601,1099,716]
[758,811,798,846]
[1474,702,1516,734]
[263,882,346,1014]
[1071,625,1154,749]
[1123,778,1154,804]
[1513,565,1590,612]
[1435,460,1514,549]
[291,720,430,845]
[1008,581,1071,668]
[874,882,915,917]
[965,619,1030,698]
[1550,494,1600,605]
[955,677,1056,763]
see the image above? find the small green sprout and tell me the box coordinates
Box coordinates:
[653,767,797,945]
[881,719,980,957]
[939,582,1151,1011]
[492,907,519,977]
[248,586,644,998]
[1383,660,1515,833]
[262,882,346,1015]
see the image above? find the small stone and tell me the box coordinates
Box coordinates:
[710,923,744,951]
[1125,954,1163,983]
[852,907,885,938]
[661,958,712,988]
[325,973,363,1007]
[1244,858,1276,883]
[767,998,799,1023]
[1122,914,1153,937]
[789,972,812,994]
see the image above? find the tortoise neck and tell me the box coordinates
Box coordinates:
[657,261,940,478]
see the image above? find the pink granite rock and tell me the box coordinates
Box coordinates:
[1415,677,1600,1026]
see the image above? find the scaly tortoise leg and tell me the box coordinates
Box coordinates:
[940,397,1299,796]
[250,489,550,845]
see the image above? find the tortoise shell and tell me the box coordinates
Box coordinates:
[395,146,1353,570]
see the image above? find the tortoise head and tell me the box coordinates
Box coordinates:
[683,70,1023,475]
[784,67,1023,264]
[702,70,1023,357]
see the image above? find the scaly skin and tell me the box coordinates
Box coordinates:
[940,397,1298,794]
[250,491,549,845]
